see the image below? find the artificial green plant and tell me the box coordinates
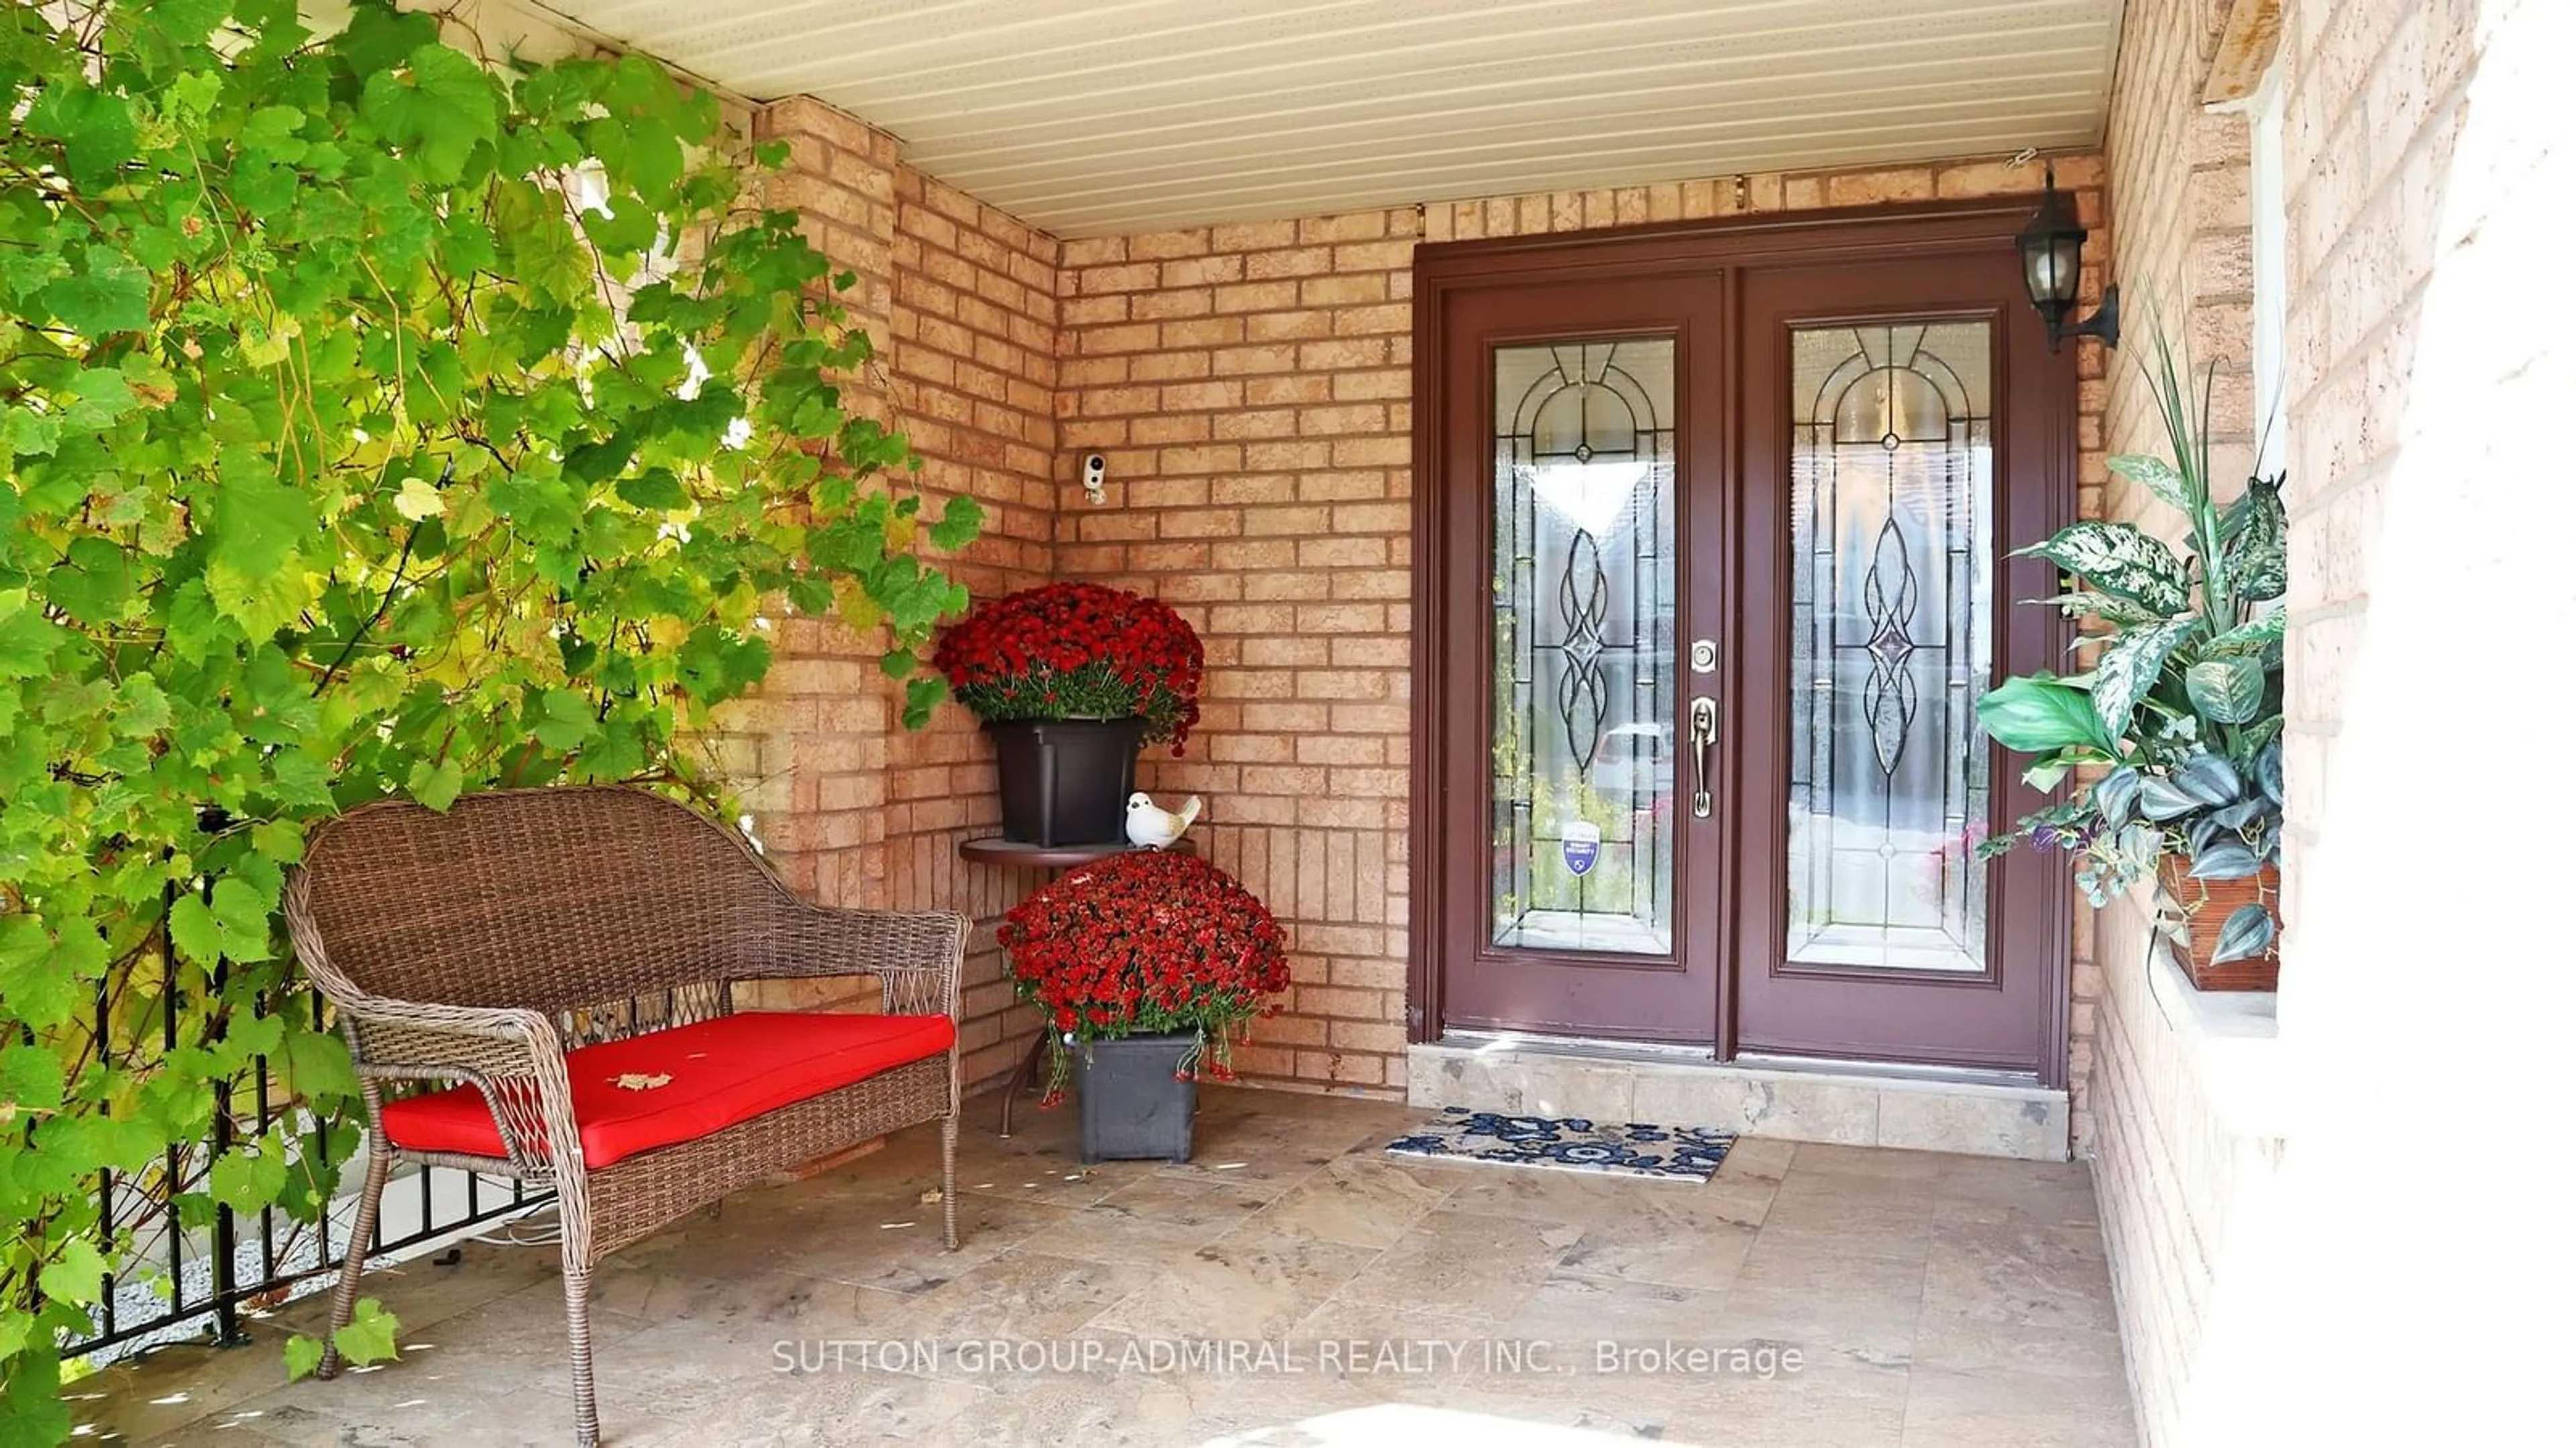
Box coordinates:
[1976,325,2287,964]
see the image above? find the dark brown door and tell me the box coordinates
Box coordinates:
[1432,276,1728,1043]
[1731,253,2070,1074]
[1411,204,2073,1083]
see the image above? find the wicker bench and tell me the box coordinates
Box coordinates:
[284,786,963,1446]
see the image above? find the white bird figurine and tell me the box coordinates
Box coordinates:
[1125,792,1203,849]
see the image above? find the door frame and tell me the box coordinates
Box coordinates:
[1405,199,2077,1089]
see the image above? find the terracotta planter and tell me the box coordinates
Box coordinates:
[985,717,1149,847]
[2157,856,2280,992]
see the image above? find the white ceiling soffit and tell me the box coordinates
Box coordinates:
[541,0,2123,238]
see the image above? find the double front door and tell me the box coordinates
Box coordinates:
[1414,206,2073,1081]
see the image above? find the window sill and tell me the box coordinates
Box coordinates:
[2135,888,2290,1139]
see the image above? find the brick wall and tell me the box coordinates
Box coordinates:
[1054,208,1421,1095]
[1053,158,2108,1102]
[881,160,1068,1088]
[2084,3,2274,1443]
[2273,0,2480,927]
[714,99,1063,1086]
[2230,0,2572,1435]
[2101,0,2264,497]
[2082,0,2566,1441]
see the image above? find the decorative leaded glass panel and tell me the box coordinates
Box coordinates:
[1787,323,1994,973]
[1489,340,1676,955]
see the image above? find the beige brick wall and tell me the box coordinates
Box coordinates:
[1053,159,2108,1101]
[882,161,1069,1088]
[1055,207,1421,1095]
[2090,962,2243,1443]
[715,99,1063,1084]
[2222,0,2574,1436]
[2274,0,2477,925]
[2082,0,2555,1441]
[2085,3,2274,1442]
[2101,0,2263,495]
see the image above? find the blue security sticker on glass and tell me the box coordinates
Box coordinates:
[1562,821,1602,878]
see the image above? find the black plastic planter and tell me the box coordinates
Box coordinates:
[986,717,1150,847]
[1073,1032,1198,1163]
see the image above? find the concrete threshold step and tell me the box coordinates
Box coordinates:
[1407,1038,2070,1161]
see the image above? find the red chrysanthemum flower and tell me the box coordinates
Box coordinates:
[996,850,1290,1101]
[930,582,1205,753]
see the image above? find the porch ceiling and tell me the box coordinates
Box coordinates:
[533,0,2123,237]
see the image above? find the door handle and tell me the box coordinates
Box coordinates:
[1688,696,1718,819]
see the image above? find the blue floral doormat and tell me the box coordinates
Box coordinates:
[1385,1108,1735,1182]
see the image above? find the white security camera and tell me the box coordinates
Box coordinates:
[1081,453,1108,503]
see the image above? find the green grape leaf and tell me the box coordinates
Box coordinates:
[45,536,136,625]
[36,1235,111,1308]
[533,688,595,749]
[185,876,280,963]
[281,1029,360,1101]
[209,1147,288,1213]
[408,756,466,811]
[113,674,173,737]
[61,367,141,431]
[332,1298,403,1368]
[929,495,985,552]
[206,558,311,635]
[616,468,688,511]
[0,1043,67,1119]
[4,406,64,458]
[359,44,499,185]
[38,250,153,337]
[903,674,948,731]
[25,84,137,189]
[240,105,311,167]
[204,452,317,578]
[0,1353,72,1443]
[0,924,101,1028]
[168,894,223,966]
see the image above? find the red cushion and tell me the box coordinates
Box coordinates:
[379,1012,955,1170]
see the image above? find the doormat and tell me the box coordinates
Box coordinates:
[1385,1107,1735,1182]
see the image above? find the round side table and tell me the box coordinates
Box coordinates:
[961,835,1193,1137]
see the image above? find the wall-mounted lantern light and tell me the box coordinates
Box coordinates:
[2015,163,2120,353]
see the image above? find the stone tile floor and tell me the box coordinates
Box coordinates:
[73,1086,2135,1447]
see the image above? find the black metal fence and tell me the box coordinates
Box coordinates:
[64,876,549,1363]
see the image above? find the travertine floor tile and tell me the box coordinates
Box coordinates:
[1332,1208,1580,1323]
[1244,1151,1459,1247]
[102,1087,2129,1447]
[1901,1360,2136,1448]
[1093,1224,1381,1339]
[1919,1217,2120,1334]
